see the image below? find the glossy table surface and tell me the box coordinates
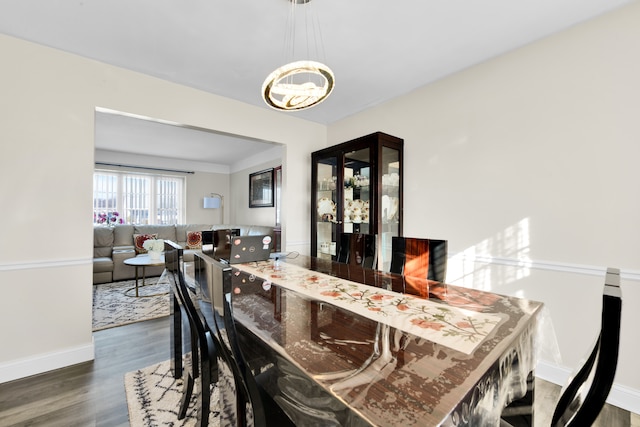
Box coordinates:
[123,254,165,266]
[225,255,543,426]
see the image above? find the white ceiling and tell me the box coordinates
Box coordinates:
[1,0,632,164]
[94,109,282,167]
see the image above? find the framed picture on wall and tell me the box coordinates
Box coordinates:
[249,168,274,208]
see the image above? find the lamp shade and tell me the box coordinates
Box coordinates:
[204,197,221,209]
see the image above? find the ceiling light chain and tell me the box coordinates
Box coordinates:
[262,0,335,111]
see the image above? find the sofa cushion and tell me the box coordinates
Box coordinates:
[93,271,113,285]
[211,225,274,239]
[94,226,115,258]
[133,233,157,254]
[93,257,114,273]
[94,226,114,247]
[212,225,250,236]
[94,247,112,258]
[134,225,177,242]
[186,231,202,249]
[247,225,275,238]
[175,224,213,244]
[113,224,135,247]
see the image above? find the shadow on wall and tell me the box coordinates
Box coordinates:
[448,218,532,294]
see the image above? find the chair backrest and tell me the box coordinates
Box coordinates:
[201,230,215,255]
[176,267,217,425]
[165,240,182,277]
[211,229,236,262]
[201,229,241,258]
[551,267,622,427]
[429,239,448,283]
[389,237,448,283]
[336,233,377,268]
[165,240,185,377]
[205,257,269,427]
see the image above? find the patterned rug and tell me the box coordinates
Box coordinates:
[92,274,170,331]
[124,359,221,427]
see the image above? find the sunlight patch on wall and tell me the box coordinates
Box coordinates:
[448,218,532,292]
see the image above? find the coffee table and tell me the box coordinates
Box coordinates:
[124,254,166,297]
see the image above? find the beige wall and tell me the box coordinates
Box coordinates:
[230,159,281,227]
[0,33,326,383]
[3,0,640,412]
[328,2,640,411]
[188,171,230,225]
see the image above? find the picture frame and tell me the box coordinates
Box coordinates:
[249,168,274,208]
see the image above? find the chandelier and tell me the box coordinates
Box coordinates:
[262,0,335,111]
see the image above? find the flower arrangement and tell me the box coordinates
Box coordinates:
[95,211,124,225]
[143,238,165,253]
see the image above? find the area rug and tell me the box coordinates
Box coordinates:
[124,359,221,427]
[92,274,170,331]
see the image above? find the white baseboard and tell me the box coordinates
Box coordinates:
[0,339,95,384]
[536,360,640,415]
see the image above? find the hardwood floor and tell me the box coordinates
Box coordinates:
[534,378,633,427]
[0,316,636,426]
[0,317,170,427]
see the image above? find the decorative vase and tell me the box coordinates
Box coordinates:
[148,250,162,260]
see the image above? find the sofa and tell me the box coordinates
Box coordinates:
[93,224,275,284]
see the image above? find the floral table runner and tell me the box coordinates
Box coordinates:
[238,260,503,355]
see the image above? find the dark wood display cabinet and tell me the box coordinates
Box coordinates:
[311,132,403,271]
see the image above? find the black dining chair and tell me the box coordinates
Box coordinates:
[550,267,622,427]
[205,257,295,427]
[336,233,377,269]
[166,240,218,426]
[389,236,448,283]
[211,228,240,261]
[201,230,215,255]
[202,228,239,257]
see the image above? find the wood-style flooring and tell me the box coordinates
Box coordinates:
[0,317,169,427]
[0,316,637,426]
[534,378,639,427]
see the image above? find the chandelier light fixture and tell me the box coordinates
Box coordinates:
[262,0,335,111]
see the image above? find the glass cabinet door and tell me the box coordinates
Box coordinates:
[343,147,371,236]
[379,145,401,271]
[314,154,338,259]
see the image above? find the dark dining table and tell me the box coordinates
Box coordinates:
[198,254,543,426]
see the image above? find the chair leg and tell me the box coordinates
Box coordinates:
[191,329,200,379]
[171,293,183,379]
[178,371,195,419]
[551,336,600,425]
[179,330,201,420]
[198,357,212,427]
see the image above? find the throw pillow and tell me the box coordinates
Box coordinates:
[186,231,203,249]
[133,233,158,254]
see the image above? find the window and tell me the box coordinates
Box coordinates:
[93,169,185,225]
